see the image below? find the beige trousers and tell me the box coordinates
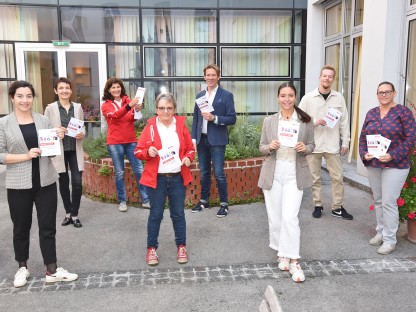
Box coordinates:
[307,152,344,210]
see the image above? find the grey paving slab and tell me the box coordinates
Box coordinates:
[0,164,415,312]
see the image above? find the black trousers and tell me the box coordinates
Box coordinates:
[59,150,83,216]
[7,183,57,265]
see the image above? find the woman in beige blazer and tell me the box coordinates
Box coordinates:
[44,77,85,228]
[0,80,78,288]
[258,82,315,283]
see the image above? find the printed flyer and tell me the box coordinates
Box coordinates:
[38,128,61,156]
[278,121,299,147]
[195,95,213,113]
[66,117,84,138]
[324,107,342,128]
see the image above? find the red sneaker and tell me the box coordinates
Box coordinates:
[177,245,188,264]
[146,247,159,266]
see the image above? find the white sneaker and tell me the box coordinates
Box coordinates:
[289,262,305,283]
[142,202,150,209]
[46,267,78,283]
[277,257,290,271]
[377,243,395,255]
[14,267,30,288]
[369,233,383,246]
[119,201,128,212]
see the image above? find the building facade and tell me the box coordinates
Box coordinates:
[0,0,307,136]
[305,0,416,175]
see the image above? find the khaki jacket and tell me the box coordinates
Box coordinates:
[257,113,315,190]
[44,101,85,173]
[299,88,350,154]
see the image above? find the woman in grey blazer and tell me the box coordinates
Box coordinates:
[258,82,315,283]
[44,77,85,228]
[0,81,78,288]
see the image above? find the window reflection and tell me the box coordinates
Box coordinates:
[61,7,140,43]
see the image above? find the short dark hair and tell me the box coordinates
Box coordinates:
[54,77,72,90]
[8,80,36,98]
[102,77,127,101]
[377,81,396,92]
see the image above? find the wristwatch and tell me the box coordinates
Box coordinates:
[212,115,217,123]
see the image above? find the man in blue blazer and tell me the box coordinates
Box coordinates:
[191,64,236,217]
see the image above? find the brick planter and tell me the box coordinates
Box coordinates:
[83,157,264,206]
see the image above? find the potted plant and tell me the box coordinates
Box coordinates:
[398,146,416,243]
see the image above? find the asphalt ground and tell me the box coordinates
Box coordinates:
[0,164,415,312]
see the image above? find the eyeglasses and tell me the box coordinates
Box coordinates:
[157,106,174,112]
[377,90,394,96]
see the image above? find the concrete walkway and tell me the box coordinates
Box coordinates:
[0,163,415,311]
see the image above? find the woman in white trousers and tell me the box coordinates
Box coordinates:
[258,82,315,283]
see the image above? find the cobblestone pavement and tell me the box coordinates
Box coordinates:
[2,257,415,295]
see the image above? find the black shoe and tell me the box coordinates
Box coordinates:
[191,201,210,213]
[72,218,82,228]
[62,217,73,226]
[216,204,228,218]
[332,207,353,220]
[312,206,323,218]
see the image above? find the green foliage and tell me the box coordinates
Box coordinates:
[97,164,112,176]
[83,133,109,161]
[398,147,416,221]
[225,118,262,160]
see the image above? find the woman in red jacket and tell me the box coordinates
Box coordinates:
[101,78,149,212]
[135,93,195,266]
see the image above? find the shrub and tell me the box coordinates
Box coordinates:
[83,133,109,160]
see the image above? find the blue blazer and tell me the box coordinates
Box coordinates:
[191,87,236,146]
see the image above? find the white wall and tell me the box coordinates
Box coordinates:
[304,0,325,92]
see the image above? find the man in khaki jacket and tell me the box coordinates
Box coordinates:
[299,65,353,220]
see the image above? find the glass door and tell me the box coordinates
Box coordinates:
[15,43,107,137]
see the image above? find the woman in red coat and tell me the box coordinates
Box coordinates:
[135,93,195,266]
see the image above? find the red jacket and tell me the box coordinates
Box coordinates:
[134,115,195,189]
[101,95,137,144]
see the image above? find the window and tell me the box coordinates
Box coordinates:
[220,10,292,43]
[142,9,216,43]
[108,45,142,79]
[61,7,140,43]
[221,48,290,77]
[325,44,341,91]
[0,6,58,41]
[405,19,416,115]
[326,3,342,36]
[144,47,215,77]
[354,0,364,26]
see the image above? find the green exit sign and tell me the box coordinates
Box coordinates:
[52,40,70,46]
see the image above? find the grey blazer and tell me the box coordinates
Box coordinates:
[0,112,59,189]
[44,101,85,173]
[257,112,315,190]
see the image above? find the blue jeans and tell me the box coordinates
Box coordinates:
[107,143,149,204]
[147,174,186,248]
[59,150,82,216]
[197,135,228,204]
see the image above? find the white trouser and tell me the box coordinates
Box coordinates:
[367,167,409,246]
[263,160,303,259]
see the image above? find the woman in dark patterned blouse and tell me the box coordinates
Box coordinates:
[359,81,416,255]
